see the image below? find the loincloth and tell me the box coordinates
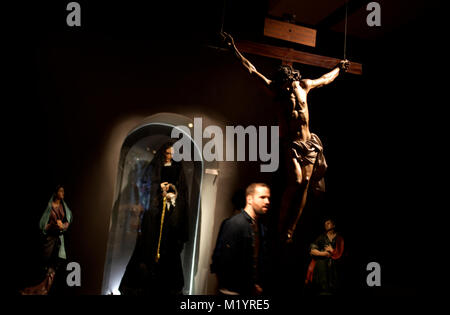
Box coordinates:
[291,133,327,192]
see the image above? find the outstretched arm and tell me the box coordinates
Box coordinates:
[304,60,349,91]
[222,32,272,88]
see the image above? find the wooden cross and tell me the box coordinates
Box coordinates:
[235,18,363,75]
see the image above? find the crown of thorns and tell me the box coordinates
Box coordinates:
[273,65,301,85]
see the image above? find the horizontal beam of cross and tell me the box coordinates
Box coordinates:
[236,40,362,75]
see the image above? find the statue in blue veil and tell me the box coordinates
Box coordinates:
[20,185,73,295]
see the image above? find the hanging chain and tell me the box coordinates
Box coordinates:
[344,0,348,60]
[220,0,227,34]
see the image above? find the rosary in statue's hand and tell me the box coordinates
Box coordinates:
[161,182,169,197]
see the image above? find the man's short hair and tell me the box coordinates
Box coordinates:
[245,183,270,197]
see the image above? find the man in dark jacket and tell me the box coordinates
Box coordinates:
[211,183,271,295]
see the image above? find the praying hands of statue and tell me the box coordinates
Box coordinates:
[161,182,169,196]
[56,220,64,230]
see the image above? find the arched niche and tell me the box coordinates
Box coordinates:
[101,113,216,295]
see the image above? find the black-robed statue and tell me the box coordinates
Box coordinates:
[119,141,189,295]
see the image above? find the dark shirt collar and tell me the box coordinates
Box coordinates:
[241,209,256,223]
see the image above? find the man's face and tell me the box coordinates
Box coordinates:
[249,186,270,216]
[325,220,335,231]
[164,147,174,163]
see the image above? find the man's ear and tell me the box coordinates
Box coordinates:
[246,195,252,206]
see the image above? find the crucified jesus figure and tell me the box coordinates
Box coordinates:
[222,32,349,243]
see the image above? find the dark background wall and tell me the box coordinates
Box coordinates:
[6,0,443,296]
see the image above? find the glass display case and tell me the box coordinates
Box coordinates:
[102,114,204,295]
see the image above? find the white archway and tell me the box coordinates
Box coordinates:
[101,113,218,295]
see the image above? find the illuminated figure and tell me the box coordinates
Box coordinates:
[305,218,344,295]
[119,142,188,295]
[20,185,73,295]
[222,32,349,243]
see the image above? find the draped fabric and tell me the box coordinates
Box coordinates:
[20,197,72,295]
[291,133,327,192]
[39,197,73,260]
